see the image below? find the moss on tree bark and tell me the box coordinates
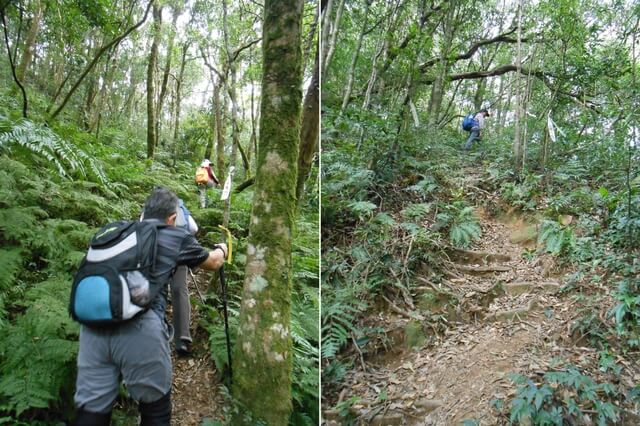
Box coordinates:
[232,0,304,424]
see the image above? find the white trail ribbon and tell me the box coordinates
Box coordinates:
[220,166,235,201]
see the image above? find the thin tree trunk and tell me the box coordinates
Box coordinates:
[321,0,344,76]
[320,0,333,75]
[296,46,319,204]
[427,4,455,128]
[249,56,258,167]
[513,0,524,171]
[222,0,241,226]
[155,6,180,149]
[172,42,188,166]
[233,0,303,423]
[340,0,370,114]
[302,3,319,74]
[146,1,162,159]
[16,0,42,82]
[1,10,28,117]
[215,81,226,180]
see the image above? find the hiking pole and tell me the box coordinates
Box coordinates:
[218,224,233,384]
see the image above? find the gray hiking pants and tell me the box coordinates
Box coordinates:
[170,266,192,345]
[464,128,481,150]
[74,310,172,413]
[198,181,214,208]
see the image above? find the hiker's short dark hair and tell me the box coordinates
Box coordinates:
[143,187,179,220]
[479,108,490,116]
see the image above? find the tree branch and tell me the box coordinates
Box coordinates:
[235,176,255,193]
[419,27,522,71]
[231,37,261,62]
[1,9,28,117]
[200,45,225,80]
[48,1,153,122]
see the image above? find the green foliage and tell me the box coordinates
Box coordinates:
[610,269,640,347]
[539,219,576,256]
[507,365,620,425]
[0,277,78,419]
[435,201,482,248]
[0,117,107,185]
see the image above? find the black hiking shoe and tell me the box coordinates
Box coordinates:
[175,340,192,356]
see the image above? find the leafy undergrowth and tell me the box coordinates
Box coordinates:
[0,107,319,423]
[321,105,640,422]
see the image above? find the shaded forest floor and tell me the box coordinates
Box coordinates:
[168,270,227,426]
[323,163,640,425]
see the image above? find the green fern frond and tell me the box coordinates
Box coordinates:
[0,117,108,185]
[401,203,432,220]
[0,277,78,416]
[0,206,48,243]
[0,248,23,292]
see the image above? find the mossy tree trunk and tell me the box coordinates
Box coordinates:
[233,0,303,423]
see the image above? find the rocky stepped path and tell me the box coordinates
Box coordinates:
[325,210,581,425]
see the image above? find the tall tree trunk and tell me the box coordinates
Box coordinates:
[214,81,226,180]
[321,0,344,76]
[427,4,455,128]
[296,46,319,204]
[340,0,370,114]
[249,57,258,167]
[473,77,487,111]
[513,0,524,171]
[302,2,318,75]
[222,0,240,227]
[155,6,180,149]
[233,0,303,424]
[146,1,162,159]
[16,0,42,82]
[172,42,188,166]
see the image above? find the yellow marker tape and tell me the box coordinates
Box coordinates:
[218,225,233,264]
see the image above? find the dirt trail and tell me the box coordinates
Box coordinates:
[325,209,578,425]
[169,271,227,426]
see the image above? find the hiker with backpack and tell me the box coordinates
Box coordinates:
[195,159,220,208]
[462,108,490,150]
[71,187,227,426]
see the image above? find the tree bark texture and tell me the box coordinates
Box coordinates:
[296,47,319,204]
[16,0,43,83]
[146,2,161,159]
[513,0,524,171]
[155,6,180,149]
[172,42,188,165]
[233,0,303,423]
[340,0,370,114]
[322,0,345,75]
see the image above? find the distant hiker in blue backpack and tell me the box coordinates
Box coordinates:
[72,187,227,426]
[462,108,490,150]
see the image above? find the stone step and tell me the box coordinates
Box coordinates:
[449,248,512,264]
[487,300,537,323]
[455,264,511,275]
[504,281,560,296]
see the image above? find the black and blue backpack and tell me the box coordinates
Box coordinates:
[462,113,478,131]
[69,220,166,326]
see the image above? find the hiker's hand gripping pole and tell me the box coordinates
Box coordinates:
[218,225,233,384]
